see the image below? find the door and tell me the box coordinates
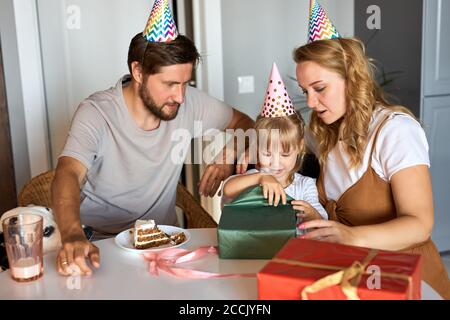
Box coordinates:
[355,0,423,117]
[423,95,450,252]
[423,0,450,97]
[0,39,17,214]
[422,0,450,252]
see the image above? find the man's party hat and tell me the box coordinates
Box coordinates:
[308,0,341,43]
[143,0,178,42]
[260,63,295,118]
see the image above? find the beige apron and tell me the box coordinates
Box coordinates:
[317,114,450,299]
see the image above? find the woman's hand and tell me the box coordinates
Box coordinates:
[298,219,362,247]
[259,175,287,206]
[291,200,323,222]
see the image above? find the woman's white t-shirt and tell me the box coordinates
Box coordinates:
[306,108,430,201]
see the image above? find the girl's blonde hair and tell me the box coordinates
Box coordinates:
[293,37,413,168]
[255,112,306,185]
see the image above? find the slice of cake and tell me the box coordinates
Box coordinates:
[133,219,172,249]
[170,232,187,245]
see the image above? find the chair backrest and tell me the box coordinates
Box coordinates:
[176,183,217,228]
[18,170,217,228]
[18,170,55,208]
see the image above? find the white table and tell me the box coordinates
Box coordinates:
[0,228,442,300]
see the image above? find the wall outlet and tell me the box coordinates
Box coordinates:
[237,76,254,94]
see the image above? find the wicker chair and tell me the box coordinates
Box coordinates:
[18,170,217,229]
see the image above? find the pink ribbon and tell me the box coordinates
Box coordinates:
[142,246,255,279]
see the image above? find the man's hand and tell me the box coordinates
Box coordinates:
[236,148,251,175]
[198,163,234,197]
[57,233,100,277]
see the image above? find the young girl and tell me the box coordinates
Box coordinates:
[223,63,327,223]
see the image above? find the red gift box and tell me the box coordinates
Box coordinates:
[257,238,421,300]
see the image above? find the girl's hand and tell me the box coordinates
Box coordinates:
[291,200,323,222]
[259,175,287,206]
[298,219,361,247]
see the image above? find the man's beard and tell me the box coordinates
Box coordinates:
[138,82,180,121]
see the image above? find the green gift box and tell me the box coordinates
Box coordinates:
[218,186,297,259]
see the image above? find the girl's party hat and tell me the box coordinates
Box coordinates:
[261,63,295,118]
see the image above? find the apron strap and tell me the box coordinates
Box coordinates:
[367,112,392,168]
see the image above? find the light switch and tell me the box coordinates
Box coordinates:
[237,76,254,94]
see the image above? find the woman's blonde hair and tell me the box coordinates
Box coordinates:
[293,37,413,167]
[255,112,306,185]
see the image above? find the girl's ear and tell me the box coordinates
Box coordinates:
[299,139,305,148]
[299,139,306,155]
[297,152,305,161]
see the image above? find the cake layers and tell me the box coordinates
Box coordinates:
[134,219,171,249]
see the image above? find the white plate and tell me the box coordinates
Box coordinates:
[114,225,190,253]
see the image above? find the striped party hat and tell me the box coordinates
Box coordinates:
[308,0,341,43]
[143,0,178,43]
[260,63,295,118]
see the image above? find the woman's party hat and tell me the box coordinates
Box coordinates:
[260,63,295,118]
[308,0,341,43]
[143,0,178,42]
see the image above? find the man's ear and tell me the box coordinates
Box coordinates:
[131,61,144,85]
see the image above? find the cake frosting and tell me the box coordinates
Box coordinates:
[133,219,171,249]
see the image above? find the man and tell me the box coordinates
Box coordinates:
[52,32,254,276]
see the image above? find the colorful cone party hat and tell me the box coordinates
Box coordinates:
[143,0,178,42]
[260,63,295,118]
[308,0,341,43]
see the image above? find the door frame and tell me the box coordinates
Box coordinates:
[191,0,225,221]
[0,37,18,213]
[0,0,50,193]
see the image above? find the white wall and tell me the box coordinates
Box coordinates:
[221,0,354,119]
[37,0,156,164]
[193,0,224,100]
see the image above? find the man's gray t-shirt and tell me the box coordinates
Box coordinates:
[60,75,233,237]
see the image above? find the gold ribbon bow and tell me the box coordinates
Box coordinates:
[272,249,413,300]
[301,249,378,300]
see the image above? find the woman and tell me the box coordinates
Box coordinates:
[294,37,450,299]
